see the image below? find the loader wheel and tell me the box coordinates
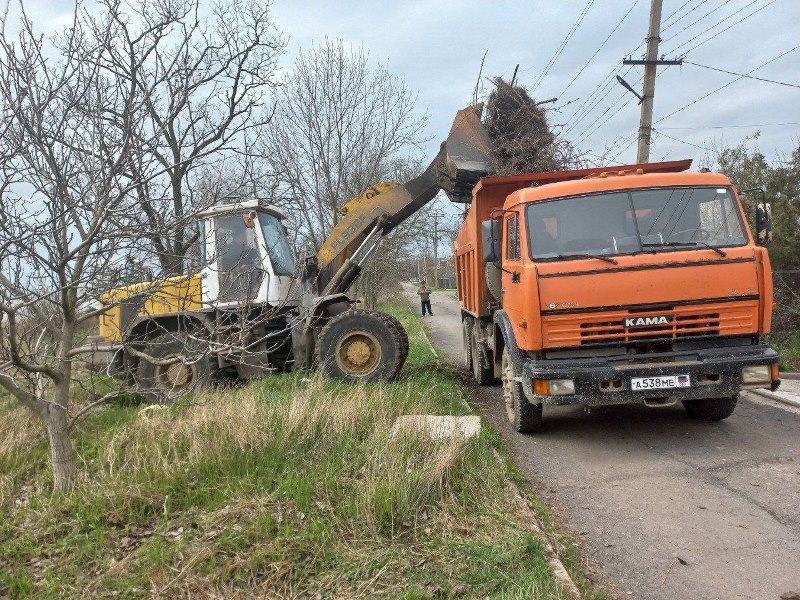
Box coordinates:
[317,309,404,383]
[135,332,214,404]
[471,324,494,385]
[462,317,474,371]
[682,395,738,421]
[377,312,409,366]
[502,348,542,433]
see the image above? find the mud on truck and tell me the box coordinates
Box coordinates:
[455,160,781,432]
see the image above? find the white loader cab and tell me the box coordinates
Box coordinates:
[197,199,298,309]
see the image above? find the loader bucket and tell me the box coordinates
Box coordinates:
[441,103,493,203]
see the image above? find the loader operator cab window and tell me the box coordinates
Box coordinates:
[258,212,295,277]
[215,213,264,302]
[525,187,747,261]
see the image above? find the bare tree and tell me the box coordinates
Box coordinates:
[266,39,426,252]
[101,0,285,275]
[0,2,159,490]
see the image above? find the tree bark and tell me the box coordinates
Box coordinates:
[46,388,77,492]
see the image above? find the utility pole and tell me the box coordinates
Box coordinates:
[622,0,682,163]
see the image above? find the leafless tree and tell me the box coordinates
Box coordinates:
[0,2,161,491]
[266,39,427,253]
[100,0,286,275]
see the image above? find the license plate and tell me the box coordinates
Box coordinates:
[631,375,691,391]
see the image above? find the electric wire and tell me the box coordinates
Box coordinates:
[660,0,746,47]
[559,0,640,98]
[531,0,596,93]
[659,0,726,40]
[661,0,696,26]
[655,44,800,125]
[683,60,800,89]
[667,0,779,56]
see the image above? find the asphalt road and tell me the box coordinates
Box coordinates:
[403,284,800,600]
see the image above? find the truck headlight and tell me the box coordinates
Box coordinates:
[533,378,576,395]
[742,365,770,384]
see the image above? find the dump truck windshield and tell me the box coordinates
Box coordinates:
[258,212,295,276]
[525,186,747,260]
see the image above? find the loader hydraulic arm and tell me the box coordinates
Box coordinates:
[310,104,492,297]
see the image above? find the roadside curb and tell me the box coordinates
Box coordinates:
[749,388,800,409]
[780,372,800,381]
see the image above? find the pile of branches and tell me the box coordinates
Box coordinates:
[484,77,576,176]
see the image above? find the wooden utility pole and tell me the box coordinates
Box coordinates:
[622,0,681,163]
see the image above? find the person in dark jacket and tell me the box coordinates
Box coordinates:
[418,280,432,316]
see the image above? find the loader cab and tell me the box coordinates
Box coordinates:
[197,200,296,308]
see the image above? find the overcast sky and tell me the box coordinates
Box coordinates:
[12,0,800,169]
[272,0,799,168]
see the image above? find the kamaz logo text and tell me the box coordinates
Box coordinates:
[623,315,673,328]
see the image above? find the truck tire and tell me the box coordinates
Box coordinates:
[471,324,494,385]
[462,317,474,371]
[317,309,404,383]
[501,348,542,433]
[682,395,738,421]
[135,332,215,404]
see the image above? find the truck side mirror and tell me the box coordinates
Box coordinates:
[741,187,772,247]
[756,202,772,246]
[481,219,501,263]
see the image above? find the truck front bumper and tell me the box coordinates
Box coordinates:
[85,335,122,374]
[519,343,780,407]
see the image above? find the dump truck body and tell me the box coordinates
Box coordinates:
[455,161,780,431]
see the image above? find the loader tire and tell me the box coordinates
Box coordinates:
[377,311,409,366]
[134,332,215,405]
[682,395,738,421]
[501,348,542,433]
[317,309,405,383]
[471,323,494,385]
[462,317,474,371]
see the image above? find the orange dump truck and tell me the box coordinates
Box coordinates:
[454,160,781,432]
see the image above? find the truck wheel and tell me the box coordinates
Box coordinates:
[682,395,738,421]
[471,324,494,385]
[462,317,474,371]
[501,348,542,433]
[317,309,404,383]
[135,332,215,404]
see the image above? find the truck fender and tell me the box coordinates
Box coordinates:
[492,310,526,379]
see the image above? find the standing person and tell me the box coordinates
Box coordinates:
[418,279,433,316]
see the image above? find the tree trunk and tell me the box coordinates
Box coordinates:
[46,390,77,492]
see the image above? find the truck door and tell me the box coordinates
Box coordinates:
[502,211,523,326]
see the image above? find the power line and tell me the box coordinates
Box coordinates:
[661,0,696,26]
[660,0,728,42]
[655,44,800,125]
[667,0,779,56]
[531,0,596,93]
[653,129,711,152]
[658,122,800,130]
[559,0,640,98]
[683,60,800,89]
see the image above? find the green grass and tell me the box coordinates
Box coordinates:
[0,303,580,599]
[771,330,800,372]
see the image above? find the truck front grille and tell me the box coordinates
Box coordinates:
[542,300,756,348]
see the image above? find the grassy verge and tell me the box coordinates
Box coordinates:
[771,331,800,371]
[0,303,573,599]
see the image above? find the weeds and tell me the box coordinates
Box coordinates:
[0,304,569,598]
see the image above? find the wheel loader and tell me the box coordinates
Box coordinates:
[86,105,493,403]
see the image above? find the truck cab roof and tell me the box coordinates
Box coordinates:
[508,170,733,209]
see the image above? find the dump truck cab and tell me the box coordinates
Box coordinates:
[456,161,780,432]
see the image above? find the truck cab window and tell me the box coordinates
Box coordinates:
[506,213,520,260]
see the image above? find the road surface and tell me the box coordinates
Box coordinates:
[403,284,800,600]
